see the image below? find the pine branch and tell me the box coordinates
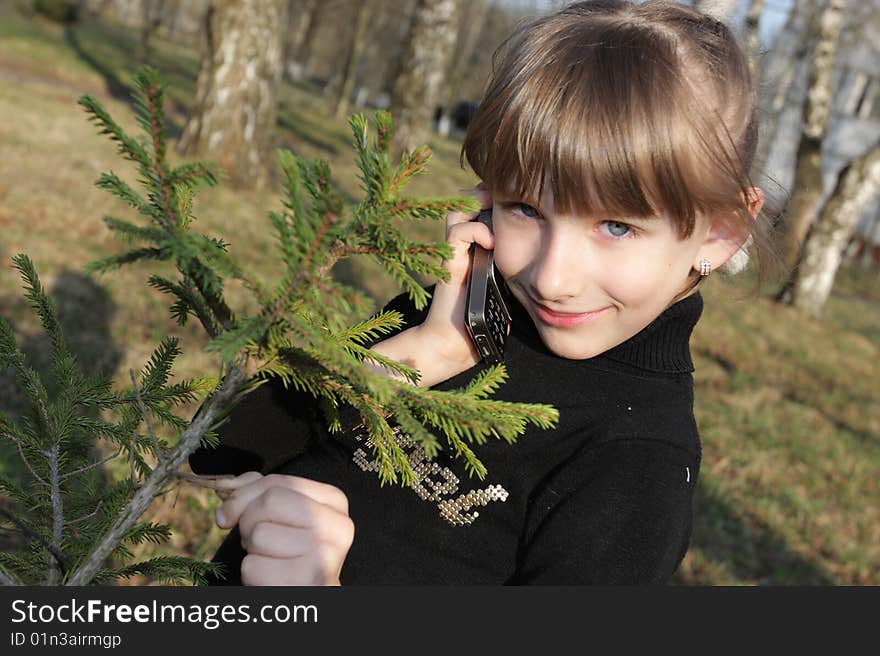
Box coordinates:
[85,247,171,274]
[45,443,66,584]
[129,369,162,463]
[65,365,247,585]
[2,432,48,488]
[102,216,165,244]
[78,94,151,168]
[58,447,122,483]
[167,161,221,188]
[11,254,76,391]
[0,506,69,577]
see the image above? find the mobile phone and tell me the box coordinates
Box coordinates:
[465,209,512,364]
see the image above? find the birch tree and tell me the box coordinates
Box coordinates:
[744,0,764,75]
[694,0,738,24]
[753,0,820,174]
[283,0,320,82]
[787,145,880,316]
[780,0,847,270]
[176,0,286,190]
[136,0,168,63]
[436,0,491,138]
[334,1,374,120]
[389,0,459,156]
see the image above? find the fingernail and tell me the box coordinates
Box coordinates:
[215,508,227,527]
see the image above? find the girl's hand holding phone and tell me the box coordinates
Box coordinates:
[367,184,495,387]
[417,184,495,369]
[212,472,355,586]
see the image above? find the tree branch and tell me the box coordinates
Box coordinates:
[68,507,101,526]
[59,447,122,482]
[65,365,247,586]
[45,444,65,585]
[0,505,68,577]
[2,432,48,487]
[129,368,163,463]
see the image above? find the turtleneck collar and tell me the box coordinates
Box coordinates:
[504,291,703,374]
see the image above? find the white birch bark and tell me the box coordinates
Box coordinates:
[284,0,319,82]
[694,0,738,24]
[438,0,491,136]
[744,0,764,75]
[782,0,847,270]
[335,1,374,119]
[753,0,819,175]
[790,145,880,316]
[389,0,459,156]
[176,0,285,190]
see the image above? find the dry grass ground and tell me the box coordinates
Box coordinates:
[0,5,877,585]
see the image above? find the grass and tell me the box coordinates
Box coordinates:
[0,6,877,585]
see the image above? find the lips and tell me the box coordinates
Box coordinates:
[532,299,611,328]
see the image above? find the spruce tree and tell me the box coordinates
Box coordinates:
[0,68,558,586]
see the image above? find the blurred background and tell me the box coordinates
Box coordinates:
[0,0,877,585]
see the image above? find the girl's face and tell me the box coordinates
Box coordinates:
[490,186,711,360]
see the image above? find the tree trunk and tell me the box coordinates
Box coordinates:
[137,0,167,64]
[753,0,819,175]
[376,0,419,96]
[743,0,764,76]
[780,0,846,271]
[694,0,738,24]
[438,0,490,137]
[295,0,326,82]
[389,0,459,157]
[176,0,285,190]
[788,145,880,317]
[334,1,373,120]
[283,0,319,82]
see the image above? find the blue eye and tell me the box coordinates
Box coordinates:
[516,203,540,218]
[602,221,632,238]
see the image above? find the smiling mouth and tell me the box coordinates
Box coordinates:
[532,299,611,328]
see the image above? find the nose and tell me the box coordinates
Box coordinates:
[528,225,586,302]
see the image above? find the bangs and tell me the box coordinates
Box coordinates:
[462,10,748,237]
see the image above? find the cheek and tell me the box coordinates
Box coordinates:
[492,224,538,279]
[601,250,687,303]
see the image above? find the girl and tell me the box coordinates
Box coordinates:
[190,0,774,585]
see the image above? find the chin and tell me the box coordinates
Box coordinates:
[539,333,607,360]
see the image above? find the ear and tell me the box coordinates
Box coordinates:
[694,187,764,273]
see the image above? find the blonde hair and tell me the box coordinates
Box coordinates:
[462,0,777,290]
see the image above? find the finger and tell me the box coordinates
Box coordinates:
[242,521,316,559]
[238,486,350,543]
[241,521,354,562]
[438,220,495,284]
[240,553,339,586]
[212,470,264,512]
[211,470,263,493]
[240,553,309,586]
[217,474,349,528]
[447,219,495,252]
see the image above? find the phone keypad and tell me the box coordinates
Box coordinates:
[487,292,508,350]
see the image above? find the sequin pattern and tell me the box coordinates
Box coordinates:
[352,424,509,526]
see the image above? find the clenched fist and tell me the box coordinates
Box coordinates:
[213,472,355,586]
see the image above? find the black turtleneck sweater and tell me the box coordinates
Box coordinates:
[190,288,704,585]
